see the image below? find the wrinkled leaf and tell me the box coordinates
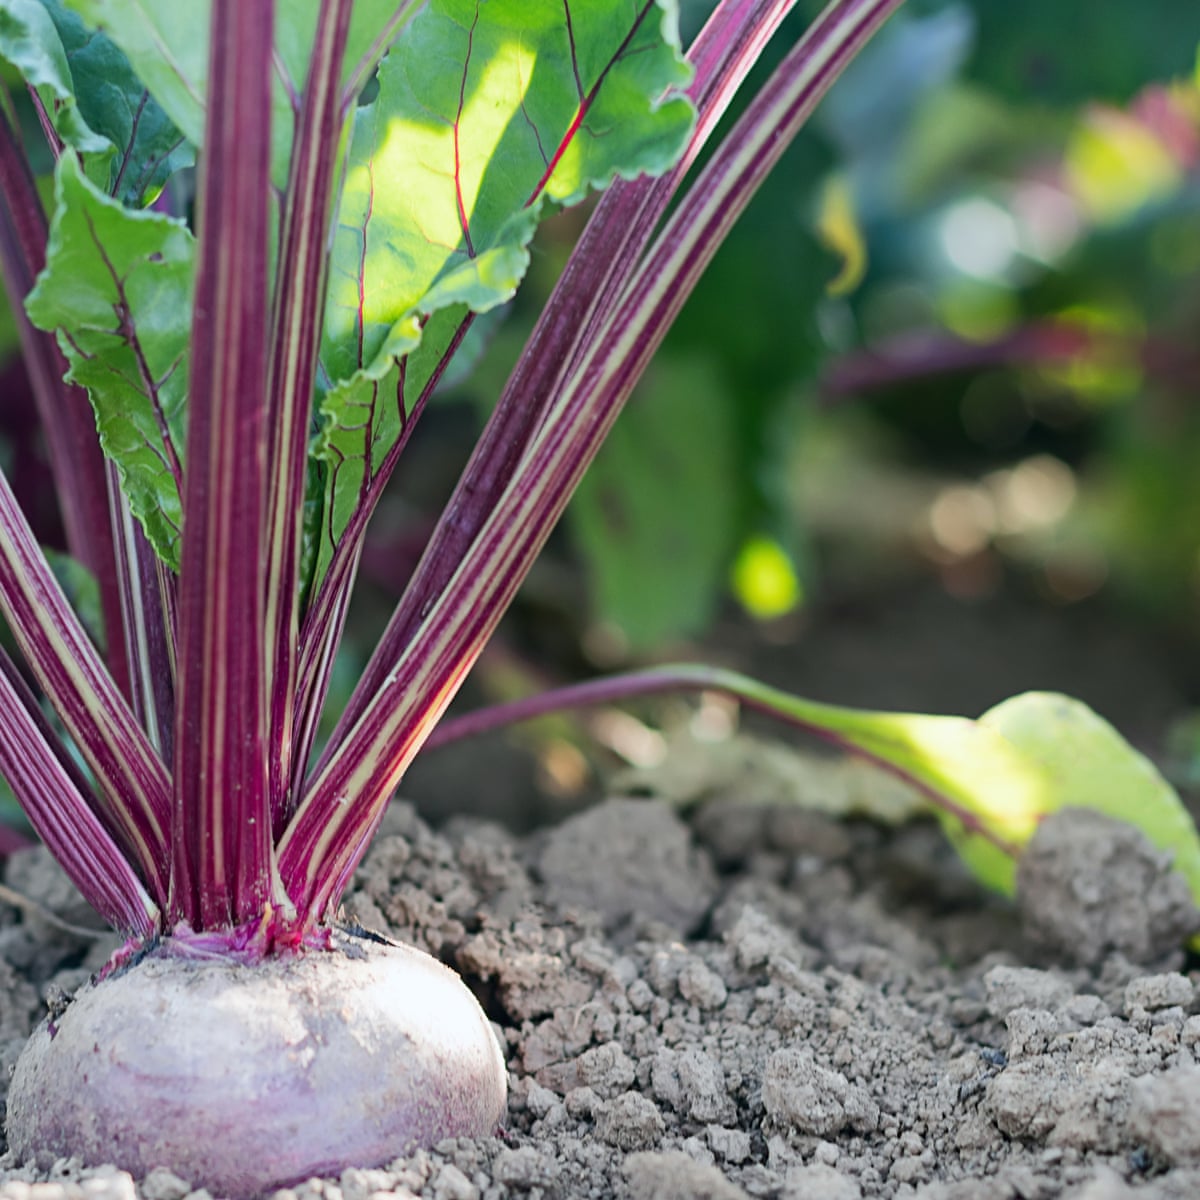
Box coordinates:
[0,0,112,183]
[25,152,193,568]
[571,354,738,648]
[314,0,693,578]
[322,0,693,387]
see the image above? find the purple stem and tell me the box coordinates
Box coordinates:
[264,0,355,835]
[293,314,473,795]
[423,663,1015,855]
[108,464,174,759]
[0,107,129,699]
[0,466,170,902]
[0,652,158,933]
[171,0,277,930]
[0,652,157,931]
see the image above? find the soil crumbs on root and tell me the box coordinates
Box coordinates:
[3,771,1200,1199]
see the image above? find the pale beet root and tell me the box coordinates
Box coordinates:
[7,933,507,1198]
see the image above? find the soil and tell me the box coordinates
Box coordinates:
[4,738,1200,1200]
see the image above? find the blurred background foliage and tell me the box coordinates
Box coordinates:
[421,0,1200,657]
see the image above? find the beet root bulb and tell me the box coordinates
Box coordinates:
[7,935,507,1197]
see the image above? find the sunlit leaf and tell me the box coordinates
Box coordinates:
[321,0,692,385]
[978,692,1200,905]
[759,685,1200,904]
[64,0,424,188]
[314,0,693,580]
[765,694,1052,894]
[25,152,193,568]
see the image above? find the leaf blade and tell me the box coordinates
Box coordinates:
[0,0,112,178]
[43,0,193,205]
[309,0,693,597]
[25,151,192,570]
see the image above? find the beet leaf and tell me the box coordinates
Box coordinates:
[26,153,192,568]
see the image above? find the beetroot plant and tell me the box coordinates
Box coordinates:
[0,0,904,1193]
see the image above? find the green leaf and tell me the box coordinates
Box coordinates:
[0,1,192,205]
[0,0,112,184]
[63,0,208,149]
[321,0,693,388]
[314,0,693,585]
[25,152,193,568]
[43,0,192,205]
[313,302,467,583]
[64,0,421,189]
[755,683,1200,905]
[570,354,739,648]
[766,694,1053,895]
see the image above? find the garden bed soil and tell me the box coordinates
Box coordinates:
[3,740,1200,1200]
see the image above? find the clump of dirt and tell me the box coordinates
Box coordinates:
[3,759,1200,1199]
[1016,808,1200,968]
